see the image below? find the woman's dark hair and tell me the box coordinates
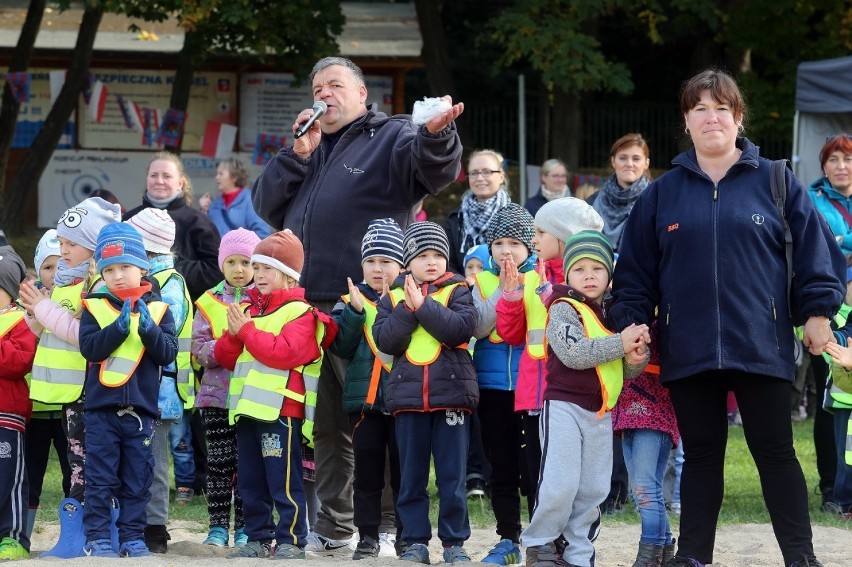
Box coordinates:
[679,68,746,123]
[216,157,250,188]
[819,134,852,169]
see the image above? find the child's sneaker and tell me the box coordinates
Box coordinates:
[525,544,565,567]
[203,526,229,547]
[378,532,397,558]
[443,545,471,564]
[233,527,248,548]
[84,539,119,558]
[400,542,430,564]
[229,540,272,558]
[304,531,357,557]
[175,487,194,505]
[0,537,29,560]
[119,539,151,557]
[352,536,379,560]
[482,539,521,565]
[273,543,306,560]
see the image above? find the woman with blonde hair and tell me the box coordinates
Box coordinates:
[524,158,570,216]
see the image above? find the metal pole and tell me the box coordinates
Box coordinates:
[518,73,527,205]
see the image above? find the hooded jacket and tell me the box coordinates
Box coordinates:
[0,310,37,425]
[609,137,845,384]
[251,104,463,302]
[373,272,478,413]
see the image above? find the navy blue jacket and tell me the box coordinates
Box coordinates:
[80,288,178,417]
[609,138,845,384]
[373,272,479,413]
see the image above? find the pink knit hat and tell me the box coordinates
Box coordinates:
[218,228,261,271]
[124,207,175,255]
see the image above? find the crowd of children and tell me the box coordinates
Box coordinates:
[11,168,799,567]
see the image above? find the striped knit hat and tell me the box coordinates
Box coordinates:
[485,203,535,253]
[361,218,404,265]
[124,207,175,255]
[562,230,614,281]
[402,221,450,267]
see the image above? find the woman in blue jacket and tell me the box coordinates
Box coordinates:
[609,69,845,567]
[202,158,272,239]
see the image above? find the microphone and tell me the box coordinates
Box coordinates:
[294,101,328,139]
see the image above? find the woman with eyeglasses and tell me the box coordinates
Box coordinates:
[444,149,510,274]
[590,133,651,253]
[609,69,844,567]
[524,159,571,217]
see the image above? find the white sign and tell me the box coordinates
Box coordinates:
[238,73,393,151]
[38,150,264,228]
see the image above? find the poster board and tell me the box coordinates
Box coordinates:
[38,150,264,228]
[1,68,75,149]
[77,69,237,151]
[238,73,393,152]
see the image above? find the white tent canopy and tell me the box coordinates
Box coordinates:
[793,55,852,186]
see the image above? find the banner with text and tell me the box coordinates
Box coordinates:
[1,68,75,149]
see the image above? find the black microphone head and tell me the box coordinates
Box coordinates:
[313,101,328,114]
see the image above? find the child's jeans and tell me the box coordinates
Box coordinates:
[169,410,196,489]
[622,429,673,546]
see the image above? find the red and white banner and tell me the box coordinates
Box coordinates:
[87,80,107,123]
[200,120,238,158]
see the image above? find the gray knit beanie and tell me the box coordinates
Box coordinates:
[485,204,535,253]
[362,218,405,265]
[0,244,27,301]
[402,222,450,267]
[534,197,604,244]
[56,197,122,251]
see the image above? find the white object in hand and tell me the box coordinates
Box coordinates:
[412,97,452,125]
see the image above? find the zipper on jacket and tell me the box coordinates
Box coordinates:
[713,181,723,369]
[422,365,431,411]
[665,304,671,326]
[507,345,513,390]
[770,296,780,351]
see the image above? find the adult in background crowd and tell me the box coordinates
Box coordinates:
[199,157,272,239]
[124,152,222,300]
[590,133,651,253]
[444,149,510,275]
[524,158,570,217]
[609,68,844,567]
[805,133,852,511]
[251,55,463,555]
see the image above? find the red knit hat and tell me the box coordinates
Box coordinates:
[251,229,304,282]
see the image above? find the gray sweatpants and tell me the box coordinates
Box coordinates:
[145,419,172,525]
[520,400,611,567]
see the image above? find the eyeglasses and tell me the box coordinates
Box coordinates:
[826,134,852,142]
[468,169,498,179]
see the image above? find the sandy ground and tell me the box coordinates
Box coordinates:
[23,520,850,566]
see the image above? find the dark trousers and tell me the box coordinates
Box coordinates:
[349,412,401,541]
[62,400,86,502]
[191,408,209,494]
[521,411,541,514]
[668,371,814,565]
[479,390,522,542]
[0,426,29,551]
[202,408,243,530]
[466,410,491,485]
[236,417,307,547]
[396,411,470,547]
[810,354,837,496]
[83,409,155,544]
[25,415,71,507]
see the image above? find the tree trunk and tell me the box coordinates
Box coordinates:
[413,0,473,154]
[165,30,202,154]
[549,87,581,176]
[0,2,103,235]
[0,0,47,205]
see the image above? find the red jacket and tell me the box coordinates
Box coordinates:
[0,313,37,428]
[214,286,337,419]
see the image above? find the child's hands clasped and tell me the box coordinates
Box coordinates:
[500,256,520,293]
[115,298,132,335]
[620,323,650,357]
[825,341,852,368]
[137,298,152,333]
[403,274,425,310]
[18,280,49,315]
[227,302,251,336]
[346,277,364,313]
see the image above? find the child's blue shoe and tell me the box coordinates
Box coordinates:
[481,539,521,565]
[203,526,228,547]
[233,527,248,548]
[85,539,119,558]
[400,543,430,564]
[42,498,86,558]
[119,539,151,557]
[443,545,471,564]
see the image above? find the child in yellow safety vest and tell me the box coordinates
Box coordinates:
[0,242,37,561]
[330,218,405,559]
[18,197,121,559]
[521,231,649,567]
[124,207,193,553]
[78,222,178,557]
[373,221,479,565]
[214,230,337,560]
[191,227,260,548]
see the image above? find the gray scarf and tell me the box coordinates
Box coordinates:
[54,258,92,287]
[592,174,649,253]
[459,189,509,252]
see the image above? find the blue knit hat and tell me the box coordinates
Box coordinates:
[463,244,490,271]
[362,218,404,265]
[95,223,150,273]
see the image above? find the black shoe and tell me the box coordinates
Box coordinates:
[143,524,170,554]
[787,555,824,567]
[352,536,380,560]
[466,478,489,499]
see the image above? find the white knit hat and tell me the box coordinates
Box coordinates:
[534,197,604,244]
[124,207,176,255]
[34,229,61,274]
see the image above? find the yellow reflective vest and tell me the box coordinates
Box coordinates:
[342,295,393,406]
[523,271,547,360]
[228,300,325,446]
[473,271,504,343]
[83,298,169,387]
[153,270,194,407]
[388,283,466,365]
[30,280,92,404]
[195,290,231,340]
[551,297,624,416]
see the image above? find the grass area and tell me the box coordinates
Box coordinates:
[32,419,849,534]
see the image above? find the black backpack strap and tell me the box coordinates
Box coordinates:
[770,159,795,319]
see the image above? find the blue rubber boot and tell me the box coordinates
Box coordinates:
[41,498,86,558]
[110,498,121,554]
